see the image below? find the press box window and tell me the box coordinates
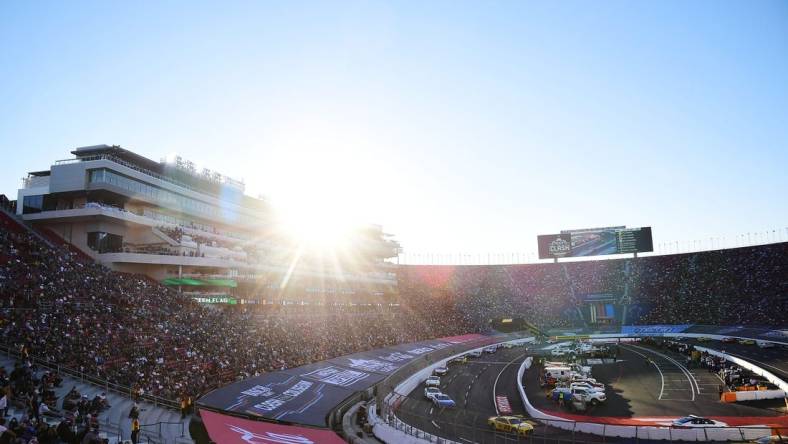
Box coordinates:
[87,232,123,254]
[22,195,44,214]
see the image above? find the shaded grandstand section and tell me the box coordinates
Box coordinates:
[398,242,788,329]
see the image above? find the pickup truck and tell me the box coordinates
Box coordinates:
[569,382,604,393]
[551,387,606,405]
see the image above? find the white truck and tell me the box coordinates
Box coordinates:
[570,382,605,393]
[545,361,591,377]
[544,366,573,381]
[552,387,606,406]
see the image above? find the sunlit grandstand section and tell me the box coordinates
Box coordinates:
[16,145,400,305]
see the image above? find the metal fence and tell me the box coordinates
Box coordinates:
[0,343,187,444]
[0,343,180,410]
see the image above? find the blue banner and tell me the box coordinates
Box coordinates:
[621,324,692,335]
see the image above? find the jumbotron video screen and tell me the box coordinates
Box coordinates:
[537,226,653,259]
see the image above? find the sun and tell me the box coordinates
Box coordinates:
[271,188,363,253]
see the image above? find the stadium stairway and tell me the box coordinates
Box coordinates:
[0,354,191,444]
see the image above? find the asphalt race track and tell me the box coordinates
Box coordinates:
[394,346,605,443]
[526,345,780,423]
[394,339,788,443]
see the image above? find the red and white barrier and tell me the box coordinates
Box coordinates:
[495,395,512,414]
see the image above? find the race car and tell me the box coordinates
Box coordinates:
[487,416,533,436]
[432,393,456,408]
[434,366,449,376]
[721,337,737,343]
[425,376,440,387]
[483,346,497,354]
[424,387,441,400]
[737,339,755,345]
[672,415,727,428]
[449,355,468,365]
[468,350,483,358]
[696,337,710,342]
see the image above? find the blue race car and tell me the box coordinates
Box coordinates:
[432,394,456,408]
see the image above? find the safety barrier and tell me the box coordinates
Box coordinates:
[721,389,786,402]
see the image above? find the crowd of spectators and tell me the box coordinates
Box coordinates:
[628,245,787,326]
[0,211,474,409]
[0,357,111,444]
[1,204,786,416]
[397,242,787,329]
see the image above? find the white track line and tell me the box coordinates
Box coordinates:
[621,344,665,400]
[492,352,529,415]
[628,344,698,400]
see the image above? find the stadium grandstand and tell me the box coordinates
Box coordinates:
[1,148,786,444]
[13,145,400,306]
[3,3,787,442]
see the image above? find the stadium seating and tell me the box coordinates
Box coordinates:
[0,211,474,411]
[398,243,788,328]
[1,205,786,419]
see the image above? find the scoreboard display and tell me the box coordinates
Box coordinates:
[538,226,653,259]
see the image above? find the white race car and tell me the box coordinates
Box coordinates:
[425,376,440,387]
[672,415,727,428]
[434,366,449,376]
[424,387,441,400]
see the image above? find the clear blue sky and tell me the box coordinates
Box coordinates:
[1,0,786,260]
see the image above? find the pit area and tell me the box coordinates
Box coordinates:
[525,342,786,427]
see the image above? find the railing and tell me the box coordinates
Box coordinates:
[56,154,213,197]
[0,343,180,410]
[139,421,186,442]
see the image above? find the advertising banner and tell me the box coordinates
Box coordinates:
[200,409,346,444]
[537,233,572,259]
[197,373,356,427]
[538,227,653,258]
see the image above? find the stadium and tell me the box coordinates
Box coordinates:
[0,145,786,444]
[2,3,788,444]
